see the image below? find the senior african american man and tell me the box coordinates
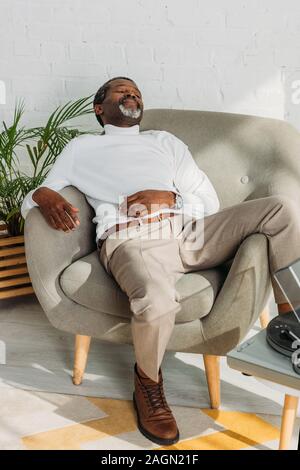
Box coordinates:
[21,76,300,446]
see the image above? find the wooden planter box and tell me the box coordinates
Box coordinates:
[0,223,34,300]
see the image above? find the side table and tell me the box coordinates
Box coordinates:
[227,329,300,450]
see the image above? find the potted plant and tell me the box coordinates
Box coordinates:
[0,96,94,299]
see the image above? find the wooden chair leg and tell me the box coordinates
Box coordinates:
[259,304,270,329]
[279,394,299,450]
[72,335,91,385]
[203,354,220,409]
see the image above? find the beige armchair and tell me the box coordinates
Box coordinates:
[24,108,300,408]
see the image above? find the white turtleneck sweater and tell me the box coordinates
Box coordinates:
[21,123,220,244]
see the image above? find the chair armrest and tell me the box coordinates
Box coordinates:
[24,186,96,324]
[200,233,272,354]
[169,233,272,355]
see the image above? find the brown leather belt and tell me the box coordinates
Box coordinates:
[97,212,176,251]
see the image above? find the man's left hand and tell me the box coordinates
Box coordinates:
[120,189,176,218]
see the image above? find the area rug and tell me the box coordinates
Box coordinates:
[0,294,298,417]
[0,387,286,450]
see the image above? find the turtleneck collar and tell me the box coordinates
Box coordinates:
[103,123,140,135]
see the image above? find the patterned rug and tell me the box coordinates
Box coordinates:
[0,386,288,450]
[0,295,299,450]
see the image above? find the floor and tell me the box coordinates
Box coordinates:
[0,293,299,450]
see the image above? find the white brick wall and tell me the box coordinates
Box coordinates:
[1,0,300,168]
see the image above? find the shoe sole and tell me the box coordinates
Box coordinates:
[133,392,180,446]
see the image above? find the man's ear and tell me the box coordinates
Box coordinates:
[94,104,103,116]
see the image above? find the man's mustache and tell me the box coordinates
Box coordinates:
[120,97,140,107]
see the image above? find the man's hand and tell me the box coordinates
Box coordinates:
[120,190,176,218]
[32,187,80,232]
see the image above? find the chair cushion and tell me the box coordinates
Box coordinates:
[60,251,230,323]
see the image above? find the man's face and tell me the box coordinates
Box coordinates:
[94,79,144,127]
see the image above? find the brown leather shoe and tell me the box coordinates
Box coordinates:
[133,363,179,446]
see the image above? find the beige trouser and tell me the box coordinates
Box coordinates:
[98,195,300,382]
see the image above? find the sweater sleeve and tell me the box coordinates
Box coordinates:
[21,139,75,219]
[170,133,220,219]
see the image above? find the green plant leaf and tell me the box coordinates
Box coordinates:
[0,95,95,234]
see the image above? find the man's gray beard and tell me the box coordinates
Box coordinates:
[119,103,142,119]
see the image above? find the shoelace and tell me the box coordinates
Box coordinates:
[143,381,170,415]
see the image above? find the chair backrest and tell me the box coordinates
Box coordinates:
[141,109,300,209]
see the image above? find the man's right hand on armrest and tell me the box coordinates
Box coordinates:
[32,187,80,233]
